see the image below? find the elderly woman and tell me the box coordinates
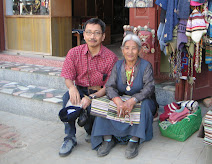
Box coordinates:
[91,34,157,159]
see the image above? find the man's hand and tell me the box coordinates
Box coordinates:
[81,96,92,109]
[68,86,81,105]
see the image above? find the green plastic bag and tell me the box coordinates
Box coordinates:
[159,107,202,142]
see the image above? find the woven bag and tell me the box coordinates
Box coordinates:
[159,107,202,142]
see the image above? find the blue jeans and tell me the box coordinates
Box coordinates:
[62,87,96,140]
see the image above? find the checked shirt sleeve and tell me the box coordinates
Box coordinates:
[61,49,77,81]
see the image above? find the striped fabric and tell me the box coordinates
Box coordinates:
[204,110,212,146]
[205,45,212,71]
[91,95,141,124]
[205,45,212,64]
[186,9,207,43]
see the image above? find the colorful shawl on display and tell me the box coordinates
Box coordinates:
[125,0,153,8]
[204,110,212,146]
[205,44,212,71]
[91,95,141,125]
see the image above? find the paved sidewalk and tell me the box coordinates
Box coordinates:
[0,110,206,164]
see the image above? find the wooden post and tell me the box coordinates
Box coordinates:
[0,0,5,51]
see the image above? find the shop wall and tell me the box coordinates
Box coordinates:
[51,17,72,57]
[160,52,170,73]
[51,0,72,17]
[0,0,5,51]
[5,17,50,53]
[3,0,72,56]
[51,0,72,57]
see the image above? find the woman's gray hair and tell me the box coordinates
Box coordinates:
[121,34,141,51]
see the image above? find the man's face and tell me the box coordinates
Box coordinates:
[83,24,105,48]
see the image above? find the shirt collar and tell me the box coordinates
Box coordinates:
[83,44,105,58]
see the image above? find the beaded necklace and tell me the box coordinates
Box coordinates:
[125,66,135,91]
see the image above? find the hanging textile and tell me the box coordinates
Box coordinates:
[125,0,153,8]
[205,44,212,71]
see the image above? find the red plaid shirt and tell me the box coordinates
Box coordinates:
[61,44,118,87]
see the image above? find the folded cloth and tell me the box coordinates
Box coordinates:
[177,100,199,112]
[159,102,180,122]
[169,107,190,124]
[91,95,141,125]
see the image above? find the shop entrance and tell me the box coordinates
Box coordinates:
[72,0,129,45]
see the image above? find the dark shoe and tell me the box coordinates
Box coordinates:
[125,141,139,159]
[77,109,88,127]
[59,137,77,157]
[97,140,116,157]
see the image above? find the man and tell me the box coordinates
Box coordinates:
[59,18,118,157]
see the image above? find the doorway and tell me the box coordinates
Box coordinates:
[72,0,129,44]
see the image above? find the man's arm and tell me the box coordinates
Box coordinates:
[81,87,106,109]
[65,79,81,105]
[89,87,106,98]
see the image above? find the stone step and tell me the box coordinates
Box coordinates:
[0,59,179,121]
[0,79,65,122]
[0,61,66,90]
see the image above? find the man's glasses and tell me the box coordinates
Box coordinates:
[84,31,102,37]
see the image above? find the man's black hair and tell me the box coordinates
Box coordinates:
[83,18,106,33]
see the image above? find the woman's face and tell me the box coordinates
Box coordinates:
[122,40,139,62]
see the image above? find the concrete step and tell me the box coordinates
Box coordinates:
[0,60,180,121]
[0,79,65,122]
[0,61,66,90]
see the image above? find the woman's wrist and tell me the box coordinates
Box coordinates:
[112,97,120,101]
[132,97,139,103]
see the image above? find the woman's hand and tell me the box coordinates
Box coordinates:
[112,97,124,117]
[122,98,137,116]
[69,86,81,105]
[81,96,92,109]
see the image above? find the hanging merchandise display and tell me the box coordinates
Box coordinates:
[155,0,212,81]
[186,9,207,73]
[137,25,155,54]
[190,0,206,6]
[155,0,212,101]
[163,0,179,43]
[205,44,212,70]
[125,0,153,8]
[123,25,155,54]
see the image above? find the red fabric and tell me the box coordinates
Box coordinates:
[61,44,118,87]
[169,107,189,124]
[159,102,180,122]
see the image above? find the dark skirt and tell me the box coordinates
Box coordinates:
[91,98,156,149]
